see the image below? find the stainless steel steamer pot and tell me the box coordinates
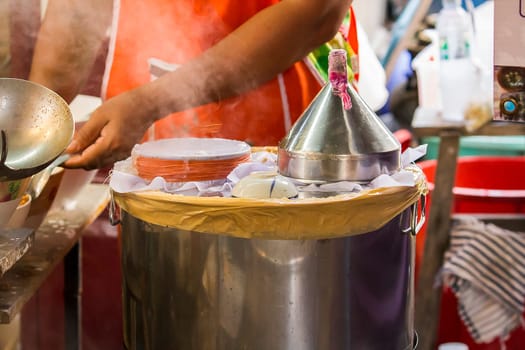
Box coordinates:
[120,206,419,350]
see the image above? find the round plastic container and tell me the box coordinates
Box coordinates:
[416,156,525,350]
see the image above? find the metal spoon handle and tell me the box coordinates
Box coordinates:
[28,154,71,199]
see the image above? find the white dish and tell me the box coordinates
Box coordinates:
[0,197,22,229]
[132,138,251,161]
[6,194,32,229]
[51,168,97,211]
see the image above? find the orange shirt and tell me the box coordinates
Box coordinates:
[103,0,355,146]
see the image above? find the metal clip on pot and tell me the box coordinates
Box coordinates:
[109,196,121,226]
[402,194,426,236]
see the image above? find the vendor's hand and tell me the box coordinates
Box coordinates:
[63,89,156,170]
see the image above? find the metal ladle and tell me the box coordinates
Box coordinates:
[0,129,58,181]
[0,78,74,181]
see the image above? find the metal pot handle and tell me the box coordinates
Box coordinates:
[402,194,426,236]
[109,196,121,226]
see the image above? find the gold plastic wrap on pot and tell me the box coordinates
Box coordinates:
[113,165,427,240]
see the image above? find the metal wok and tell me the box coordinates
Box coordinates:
[0,78,74,181]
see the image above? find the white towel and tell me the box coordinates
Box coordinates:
[441,216,525,344]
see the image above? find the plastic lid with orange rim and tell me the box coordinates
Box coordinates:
[132,138,251,182]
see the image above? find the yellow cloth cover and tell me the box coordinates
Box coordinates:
[113,165,427,240]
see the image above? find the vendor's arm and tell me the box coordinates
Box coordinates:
[29,0,112,103]
[65,0,352,169]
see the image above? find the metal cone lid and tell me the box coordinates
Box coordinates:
[278,81,401,183]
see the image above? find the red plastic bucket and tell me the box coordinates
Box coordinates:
[416,156,525,350]
[419,156,525,214]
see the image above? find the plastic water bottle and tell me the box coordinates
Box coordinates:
[437,0,476,122]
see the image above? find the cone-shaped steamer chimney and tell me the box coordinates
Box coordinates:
[278,49,400,183]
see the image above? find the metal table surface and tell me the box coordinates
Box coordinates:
[411,108,525,137]
[0,183,110,350]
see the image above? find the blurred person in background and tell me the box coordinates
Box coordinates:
[29,0,386,170]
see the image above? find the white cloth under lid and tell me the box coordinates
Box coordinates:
[109,145,427,197]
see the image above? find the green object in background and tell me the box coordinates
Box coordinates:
[306,32,356,84]
[305,11,355,85]
[422,136,525,159]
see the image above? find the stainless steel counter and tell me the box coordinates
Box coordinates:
[0,183,110,349]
